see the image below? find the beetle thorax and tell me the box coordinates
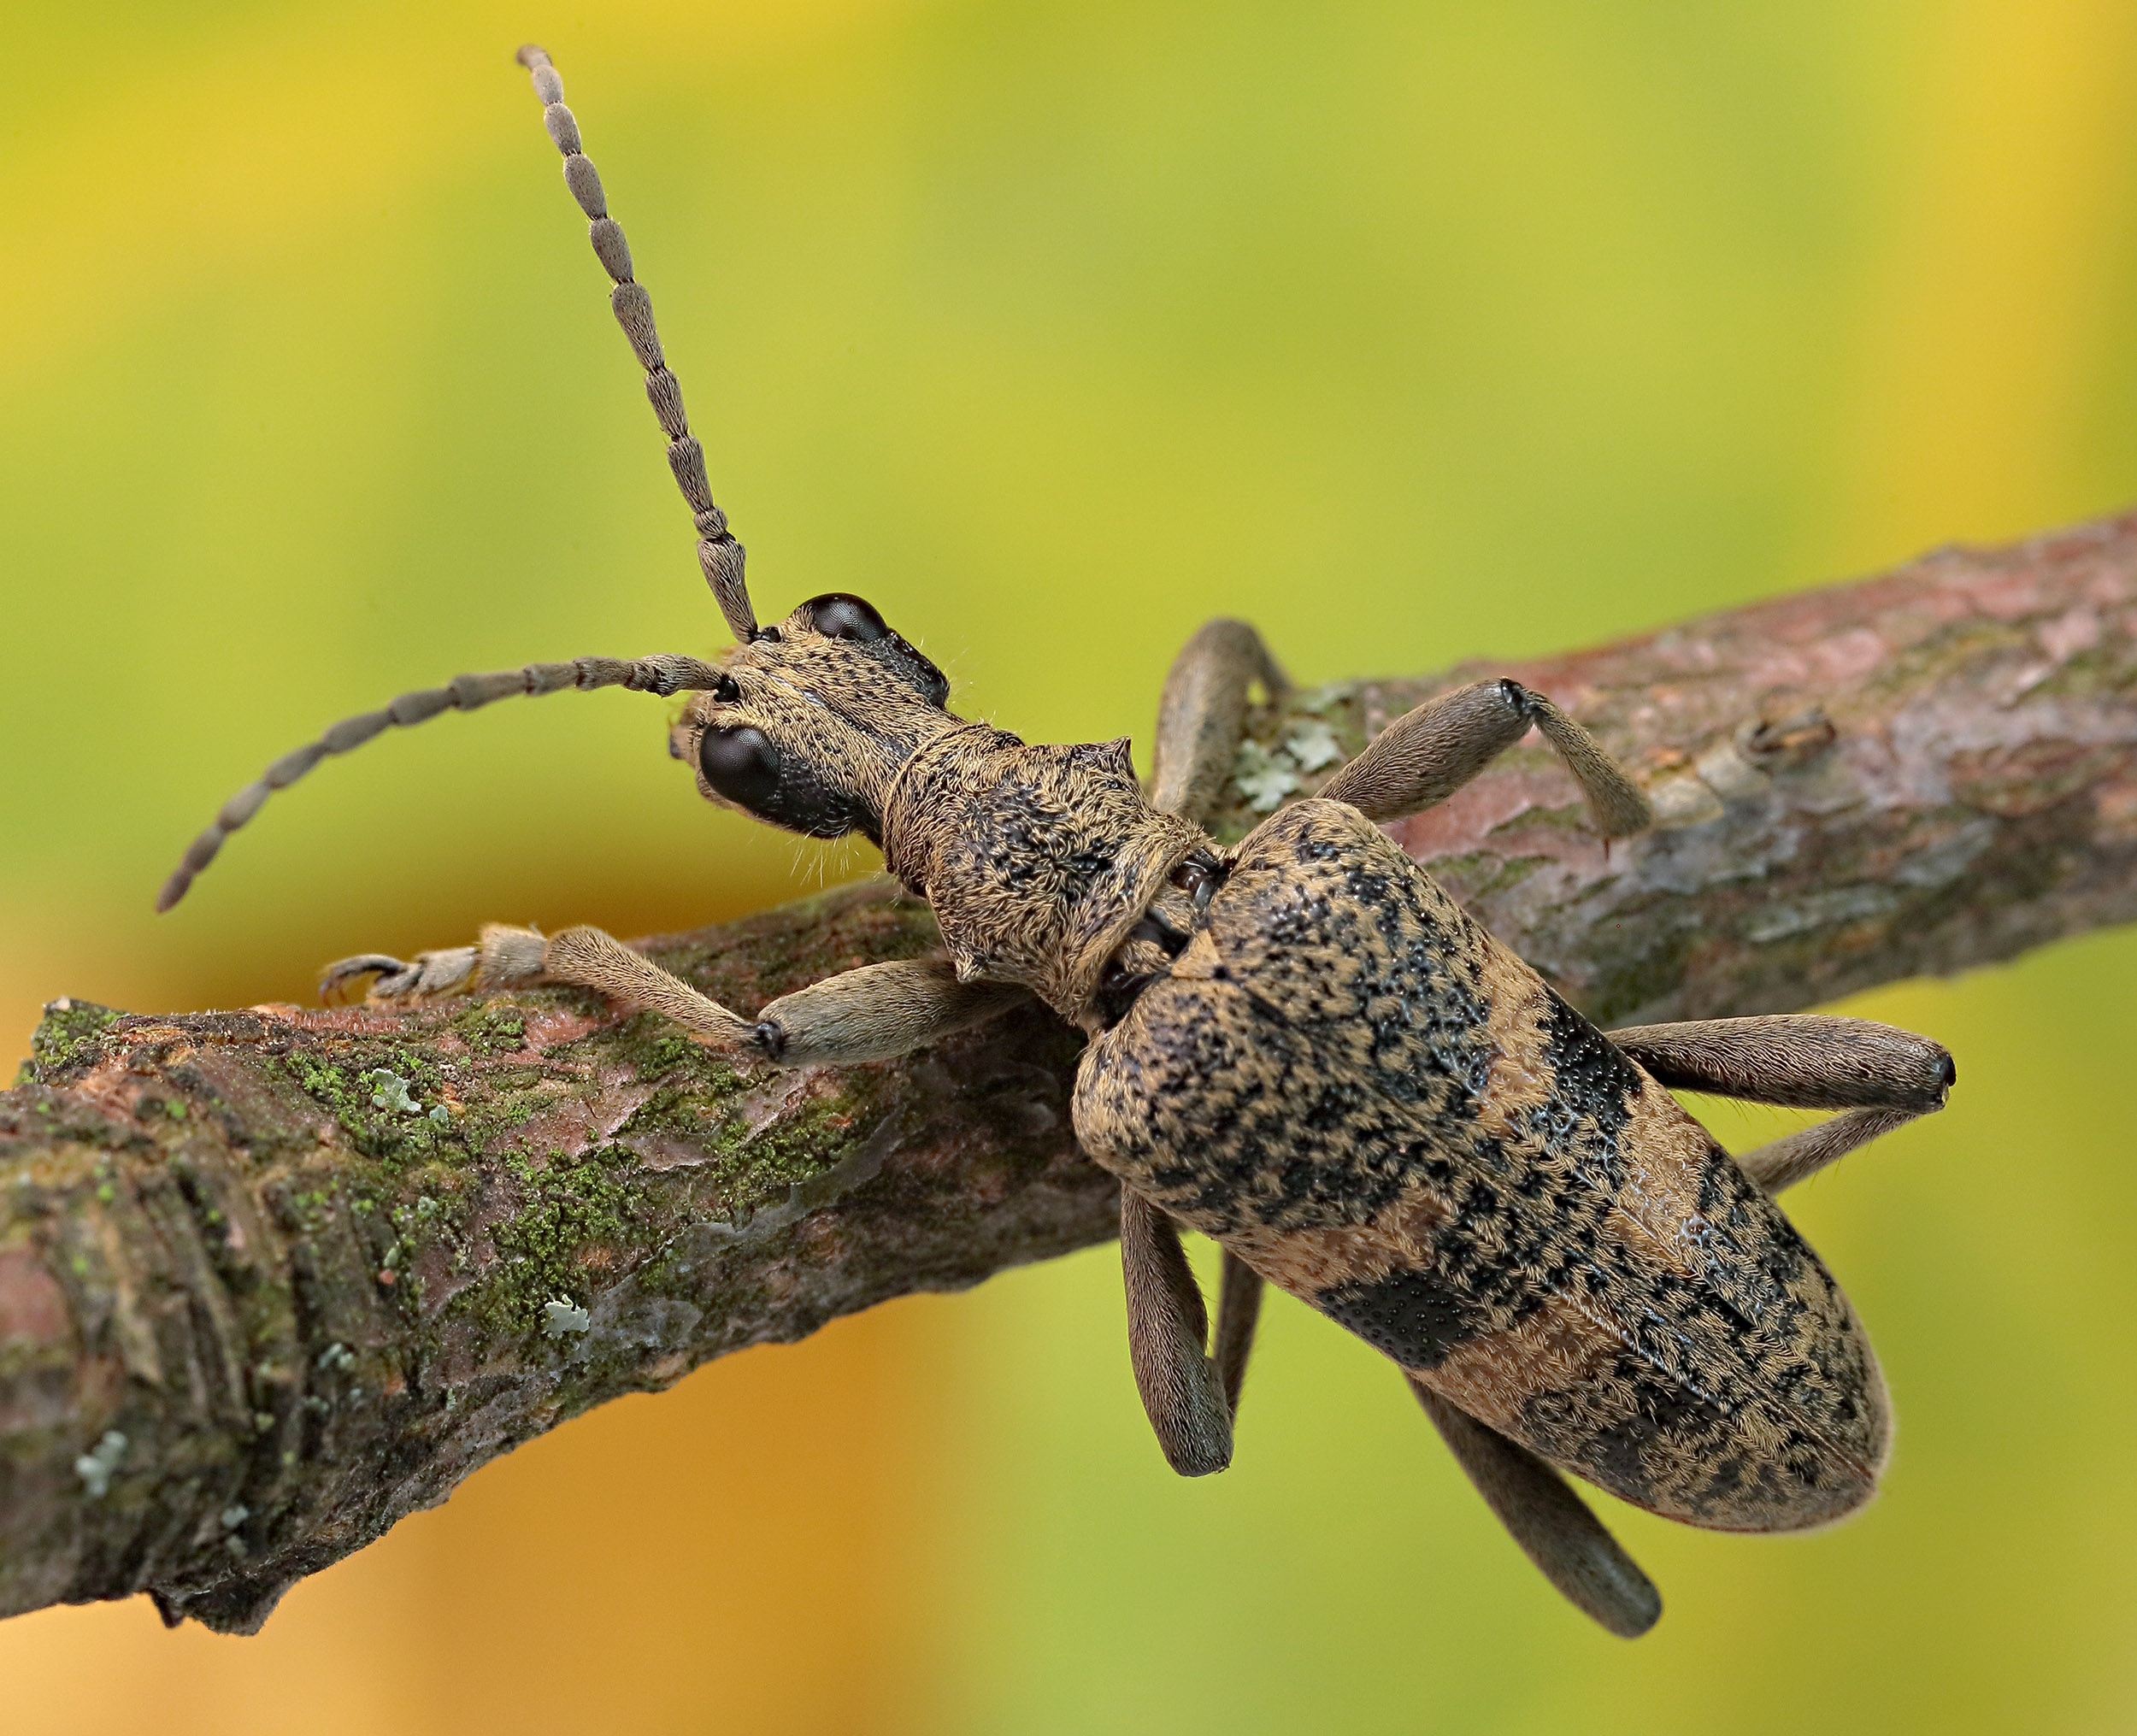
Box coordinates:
[881,727,1209,1022]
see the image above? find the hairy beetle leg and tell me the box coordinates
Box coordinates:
[1606,1015,1956,1196]
[1150,619,1291,823]
[748,960,1027,1066]
[1214,1251,1264,1421]
[1121,1190,1234,1476]
[1737,1108,1927,1195]
[1321,678,1652,839]
[539,923,1025,1066]
[1147,617,1652,843]
[325,922,1024,1068]
[1410,1379,1662,1639]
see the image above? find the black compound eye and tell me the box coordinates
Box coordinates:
[698,726,780,809]
[805,592,890,644]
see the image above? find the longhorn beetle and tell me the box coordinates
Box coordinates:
[159,45,1957,1639]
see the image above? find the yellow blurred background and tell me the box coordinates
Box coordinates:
[7,1,2137,1730]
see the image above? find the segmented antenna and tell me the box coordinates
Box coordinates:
[515,44,757,643]
[155,654,727,911]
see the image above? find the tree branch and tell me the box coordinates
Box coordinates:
[9,511,2137,1632]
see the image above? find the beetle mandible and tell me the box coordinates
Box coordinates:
[157,45,1957,1639]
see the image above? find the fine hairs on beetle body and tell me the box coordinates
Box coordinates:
[158,45,1958,1640]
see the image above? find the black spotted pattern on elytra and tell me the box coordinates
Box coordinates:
[1527,996,1635,1188]
[1321,1268,1481,1366]
[1093,983,1417,1227]
[1074,797,1885,1530]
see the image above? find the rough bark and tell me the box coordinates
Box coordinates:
[10,510,2137,1633]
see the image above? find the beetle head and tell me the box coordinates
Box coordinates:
[673,591,958,844]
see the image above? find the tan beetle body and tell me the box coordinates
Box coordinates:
[160,46,1955,1638]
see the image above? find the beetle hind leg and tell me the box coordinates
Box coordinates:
[1604,1014,1955,1195]
[1410,1377,1663,1639]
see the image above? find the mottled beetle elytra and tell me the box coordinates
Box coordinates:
[158,44,1957,1639]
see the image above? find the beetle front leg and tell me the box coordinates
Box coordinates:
[327,922,758,1046]
[547,927,1027,1063]
[1120,1189,1234,1477]
[1410,1378,1662,1639]
[328,923,1024,1065]
[1605,1015,1955,1195]
[322,922,553,1003]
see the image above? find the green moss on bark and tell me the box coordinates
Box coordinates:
[21,1000,121,1083]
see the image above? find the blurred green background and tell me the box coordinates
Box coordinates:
[8,1,2137,1731]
